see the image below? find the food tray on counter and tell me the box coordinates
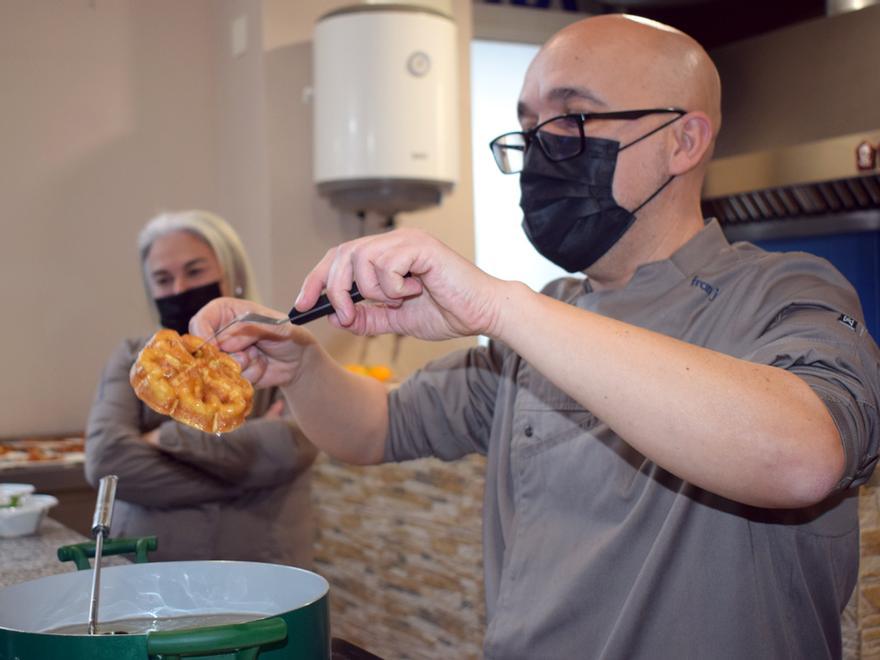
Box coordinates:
[0,437,85,469]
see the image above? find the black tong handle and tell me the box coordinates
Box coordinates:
[288,284,364,325]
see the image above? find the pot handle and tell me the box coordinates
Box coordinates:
[57,536,159,570]
[146,616,287,660]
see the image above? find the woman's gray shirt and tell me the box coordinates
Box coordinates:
[85,337,317,567]
[386,221,880,659]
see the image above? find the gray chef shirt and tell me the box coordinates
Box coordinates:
[385,220,880,659]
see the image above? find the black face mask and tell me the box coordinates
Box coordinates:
[519,131,675,273]
[154,281,222,335]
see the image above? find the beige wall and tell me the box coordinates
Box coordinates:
[0,1,221,436]
[0,0,475,436]
[711,4,880,158]
[215,0,275,303]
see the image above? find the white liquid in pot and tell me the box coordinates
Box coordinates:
[46,612,264,635]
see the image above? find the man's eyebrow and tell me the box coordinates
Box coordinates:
[547,86,608,108]
[516,100,533,123]
[517,86,609,123]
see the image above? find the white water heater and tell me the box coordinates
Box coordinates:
[313,1,459,215]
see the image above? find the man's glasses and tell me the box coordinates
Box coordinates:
[489,108,686,174]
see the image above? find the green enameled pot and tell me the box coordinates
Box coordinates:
[0,560,329,660]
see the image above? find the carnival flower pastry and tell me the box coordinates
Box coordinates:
[130,329,254,433]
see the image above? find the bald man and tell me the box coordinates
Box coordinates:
[194,15,880,659]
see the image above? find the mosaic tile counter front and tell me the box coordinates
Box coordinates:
[311,453,487,659]
[855,472,880,660]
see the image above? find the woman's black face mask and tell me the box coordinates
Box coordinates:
[519,129,676,273]
[154,281,222,335]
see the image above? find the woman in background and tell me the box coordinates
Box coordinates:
[85,210,316,565]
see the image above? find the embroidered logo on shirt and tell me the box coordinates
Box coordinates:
[691,276,719,301]
[839,314,859,331]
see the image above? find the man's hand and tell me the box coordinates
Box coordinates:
[294,228,508,341]
[190,298,318,389]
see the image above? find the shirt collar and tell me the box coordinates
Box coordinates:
[667,218,730,276]
[580,218,731,295]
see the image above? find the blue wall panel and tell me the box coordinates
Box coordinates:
[755,232,880,337]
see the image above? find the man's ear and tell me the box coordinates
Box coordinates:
[668,112,714,176]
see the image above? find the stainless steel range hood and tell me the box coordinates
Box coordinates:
[702,4,880,242]
[702,131,880,241]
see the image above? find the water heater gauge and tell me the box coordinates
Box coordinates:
[407,52,431,77]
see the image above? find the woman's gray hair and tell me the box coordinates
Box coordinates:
[138,210,260,314]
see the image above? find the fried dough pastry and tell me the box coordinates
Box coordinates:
[130,329,254,433]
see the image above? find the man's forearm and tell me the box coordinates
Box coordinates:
[281,342,389,465]
[493,281,844,508]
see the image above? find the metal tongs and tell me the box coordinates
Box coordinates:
[87,475,118,635]
[198,283,364,350]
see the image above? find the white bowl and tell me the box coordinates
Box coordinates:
[0,483,35,508]
[0,494,58,538]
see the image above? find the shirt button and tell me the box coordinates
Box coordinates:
[524,425,533,438]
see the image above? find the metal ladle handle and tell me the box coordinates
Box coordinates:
[91,475,117,537]
[88,475,118,635]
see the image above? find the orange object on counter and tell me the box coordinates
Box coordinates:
[344,364,370,376]
[367,365,393,382]
[344,363,394,382]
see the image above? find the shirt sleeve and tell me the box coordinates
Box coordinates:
[743,291,880,489]
[384,341,507,463]
[84,339,246,506]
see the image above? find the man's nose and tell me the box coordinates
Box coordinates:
[171,278,187,295]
